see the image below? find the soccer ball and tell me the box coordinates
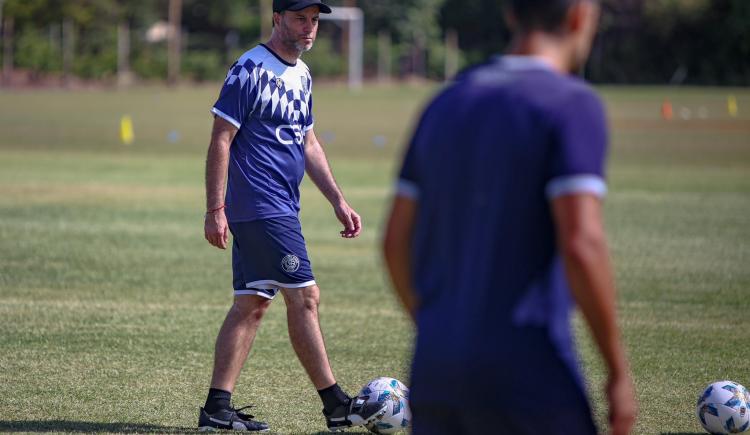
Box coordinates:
[696,380,750,434]
[359,377,411,434]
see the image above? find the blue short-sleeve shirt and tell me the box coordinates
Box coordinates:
[212,44,315,223]
[397,55,609,404]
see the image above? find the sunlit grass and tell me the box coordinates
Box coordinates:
[0,85,749,433]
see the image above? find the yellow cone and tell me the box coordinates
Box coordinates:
[120,115,135,145]
[728,95,738,118]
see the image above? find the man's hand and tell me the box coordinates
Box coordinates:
[334,201,362,238]
[607,372,637,435]
[204,209,229,249]
[304,129,360,238]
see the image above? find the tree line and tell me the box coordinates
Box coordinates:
[0,0,747,86]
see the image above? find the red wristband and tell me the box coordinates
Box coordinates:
[206,205,225,214]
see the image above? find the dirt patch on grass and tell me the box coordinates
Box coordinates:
[0,183,200,206]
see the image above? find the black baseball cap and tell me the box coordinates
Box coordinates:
[273,0,332,14]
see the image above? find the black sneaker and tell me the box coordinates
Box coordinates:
[324,396,388,432]
[198,405,270,432]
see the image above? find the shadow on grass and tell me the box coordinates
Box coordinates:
[0,421,190,433]
[660,433,706,435]
[311,432,371,435]
[0,421,376,434]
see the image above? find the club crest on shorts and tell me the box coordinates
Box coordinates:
[281,254,300,273]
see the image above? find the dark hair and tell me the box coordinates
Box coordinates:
[506,0,594,33]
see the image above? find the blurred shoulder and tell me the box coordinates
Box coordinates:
[559,74,602,103]
[233,45,273,69]
[554,75,606,121]
[460,56,598,96]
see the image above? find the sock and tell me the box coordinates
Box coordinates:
[318,383,351,414]
[204,388,232,414]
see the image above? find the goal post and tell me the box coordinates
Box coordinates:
[320,6,363,90]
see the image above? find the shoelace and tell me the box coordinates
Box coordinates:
[350,396,367,412]
[232,404,256,420]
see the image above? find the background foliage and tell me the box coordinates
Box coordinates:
[0,0,748,84]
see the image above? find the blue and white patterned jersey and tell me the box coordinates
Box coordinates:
[212,44,315,223]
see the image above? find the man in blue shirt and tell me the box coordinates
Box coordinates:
[200,0,385,431]
[383,0,637,434]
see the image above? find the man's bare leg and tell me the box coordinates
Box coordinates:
[282,285,387,429]
[199,293,273,431]
[281,285,336,390]
[210,295,273,391]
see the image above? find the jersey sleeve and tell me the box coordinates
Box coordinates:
[396,140,420,200]
[304,93,315,132]
[396,109,432,201]
[546,88,609,200]
[211,59,258,129]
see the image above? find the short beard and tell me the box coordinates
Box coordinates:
[294,41,313,53]
[278,18,313,57]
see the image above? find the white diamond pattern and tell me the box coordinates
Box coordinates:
[279,91,289,119]
[224,55,313,131]
[250,68,311,126]
[259,81,273,115]
[238,67,250,88]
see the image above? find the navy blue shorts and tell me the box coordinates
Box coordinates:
[229,215,315,299]
[411,399,597,435]
[409,327,597,435]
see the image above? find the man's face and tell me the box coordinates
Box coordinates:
[275,6,320,53]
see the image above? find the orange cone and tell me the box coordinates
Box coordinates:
[661,99,674,121]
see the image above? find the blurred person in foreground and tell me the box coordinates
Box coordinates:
[383,0,637,434]
[200,0,385,431]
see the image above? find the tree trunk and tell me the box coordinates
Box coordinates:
[342,0,356,56]
[2,16,12,86]
[444,29,458,81]
[225,30,239,65]
[62,19,74,86]
[378,30,391,83]
[118,21,133,87]
[412,32,426,79]
[168,0,182,86]
[260,0,272,41]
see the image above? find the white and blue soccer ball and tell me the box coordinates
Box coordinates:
[696,380,750,434]
[359,377,411,434]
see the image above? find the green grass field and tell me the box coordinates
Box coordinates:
[0,83,748,434]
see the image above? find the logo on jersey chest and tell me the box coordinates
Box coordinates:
[276,124,304,146]
[274,77,284,88]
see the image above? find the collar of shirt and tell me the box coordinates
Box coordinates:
[496,55,556,72]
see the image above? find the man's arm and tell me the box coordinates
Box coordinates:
[204,116,238,250]
[552,194,637,435]
[383,196,418,322]
[304,128,361,238]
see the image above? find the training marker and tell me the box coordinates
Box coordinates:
[661,99,673,121]
[120,115,135,145]
[728,95,738,118]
